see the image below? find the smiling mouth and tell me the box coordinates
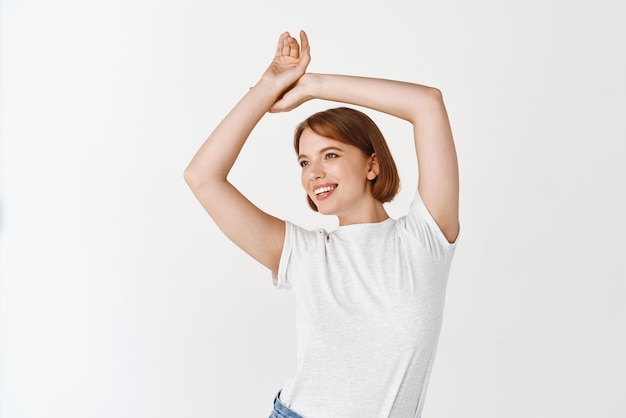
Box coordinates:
[313,185,337,196]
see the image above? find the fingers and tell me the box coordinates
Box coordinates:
[299,30,310,53]
[275,32,288,57]
[298,30,311,65]
[275,30,310,58]
[282,34,298,58]
[281,32,292,57]
[270,91,295,113]
[288,37,299,57]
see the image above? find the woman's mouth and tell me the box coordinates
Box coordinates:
[313,184,337,200]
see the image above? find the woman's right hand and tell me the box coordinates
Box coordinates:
[259,30,311,93]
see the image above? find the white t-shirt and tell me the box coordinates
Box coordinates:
[274,191,457,418]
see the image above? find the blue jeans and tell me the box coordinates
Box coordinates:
[268,391,303,418]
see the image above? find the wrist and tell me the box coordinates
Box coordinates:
[300,73,322,100]
[251,78,284,98]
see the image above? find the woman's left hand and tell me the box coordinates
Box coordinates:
[270,73,316,113]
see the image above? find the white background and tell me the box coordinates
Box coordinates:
[1,0,625,417]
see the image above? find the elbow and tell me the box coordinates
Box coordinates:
[184,164,226,193]
[415,84,444,105]
[408,86,446,123]
[425,86,444,106]
[429,87,447,114]
[183,165,194,186]
[183,164,204,190]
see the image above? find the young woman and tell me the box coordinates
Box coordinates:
[184,31,459,418]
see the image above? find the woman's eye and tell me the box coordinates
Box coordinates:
[325,153,338,159]
[299,160,310,167]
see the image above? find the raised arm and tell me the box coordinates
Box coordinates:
[272,74,459,243]
[184,31,311,273]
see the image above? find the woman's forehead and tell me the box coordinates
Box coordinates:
[298,128,349,153]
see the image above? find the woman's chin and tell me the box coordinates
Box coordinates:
[315,204,335,216]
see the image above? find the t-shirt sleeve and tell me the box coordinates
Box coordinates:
[272,220,295,289]
[272,221,320,290]
[401,190,458,257]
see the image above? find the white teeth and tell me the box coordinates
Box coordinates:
[314,185,336,195]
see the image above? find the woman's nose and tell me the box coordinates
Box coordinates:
[309,160,324,179]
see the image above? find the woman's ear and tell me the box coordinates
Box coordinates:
[367,153,380,181]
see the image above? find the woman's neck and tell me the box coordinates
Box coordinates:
[337,201,389,226]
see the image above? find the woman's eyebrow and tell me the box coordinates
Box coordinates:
[298,146,343,160]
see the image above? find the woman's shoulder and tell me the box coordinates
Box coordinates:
[398,190,458,251]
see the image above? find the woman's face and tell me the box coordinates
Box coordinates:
[297,128,378,220]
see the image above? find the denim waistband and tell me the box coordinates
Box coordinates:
[270,390,304,418]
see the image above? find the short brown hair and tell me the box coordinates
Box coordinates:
[294,107,400,211]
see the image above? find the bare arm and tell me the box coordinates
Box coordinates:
[184,32,311,273]
[271,74,459,243]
